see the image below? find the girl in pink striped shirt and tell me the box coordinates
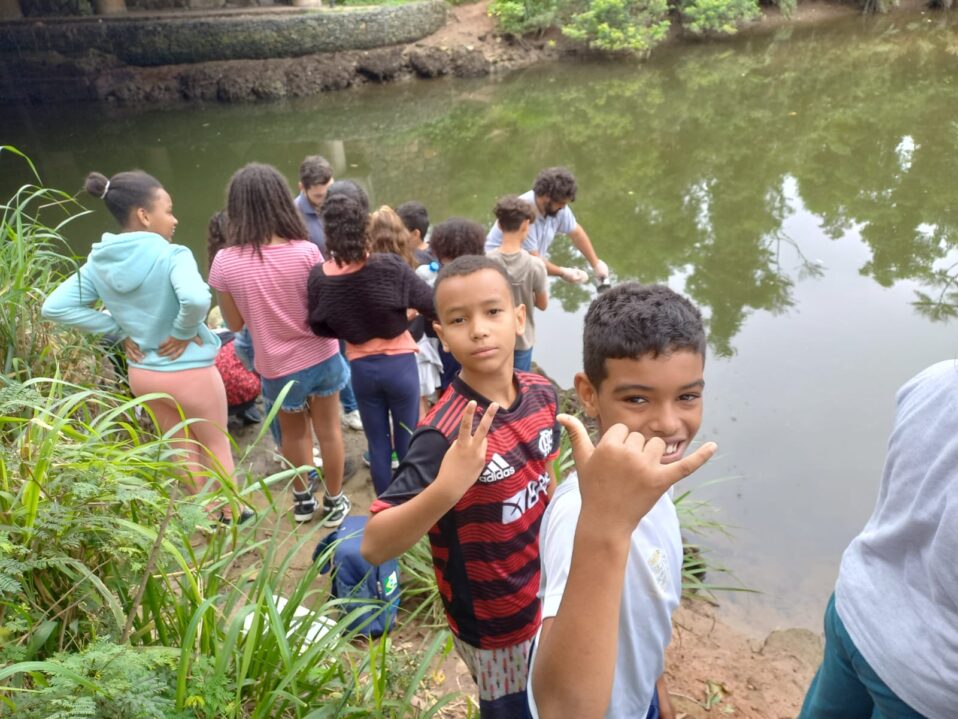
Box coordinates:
[208,163,349,527]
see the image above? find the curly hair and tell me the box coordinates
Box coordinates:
[326,180,370,215]
[583,283,706,389]
[532,167,577,202]
[322,194,369,266]
[429,217,485,263]
[226,163,307,257]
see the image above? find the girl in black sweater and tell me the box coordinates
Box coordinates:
[308,196,435,495]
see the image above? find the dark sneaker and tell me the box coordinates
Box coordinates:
[239,406,262,425]
[217,507,256,526]
[321,493,350,528]
[293,490,317,523]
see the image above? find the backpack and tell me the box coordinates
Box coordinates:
[313,515,400,637]
[214,340,261,408]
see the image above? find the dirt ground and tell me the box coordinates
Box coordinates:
[228,404,820,718]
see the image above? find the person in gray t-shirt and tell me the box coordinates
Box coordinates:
[485,167,608,285]
[486,195,549,372]
[799,360,958,719]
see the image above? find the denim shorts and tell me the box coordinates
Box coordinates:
[261,352,350,412]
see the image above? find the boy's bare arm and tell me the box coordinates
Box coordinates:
[534,289,548,311]
[532,415,717,719]
[361,401,499,565]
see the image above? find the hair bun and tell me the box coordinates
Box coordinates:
[84,172,109,200]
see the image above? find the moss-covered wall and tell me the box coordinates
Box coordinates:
[0,0,447,65]
[18,0,320,17]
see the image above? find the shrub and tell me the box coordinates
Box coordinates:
[679,0,760,35]
[489,0,766,56]
[563,0,671,55]
[0,379,457,716]
[489,0,559,34]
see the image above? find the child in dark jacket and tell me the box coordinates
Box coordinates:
[308,194,435,495]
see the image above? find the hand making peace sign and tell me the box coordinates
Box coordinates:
[436,400,500,502]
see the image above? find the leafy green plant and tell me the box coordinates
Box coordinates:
[0,377,456,716]
[563,0,671,55]
[398,536,446,629]
[1,641,187,719]
[0,146,99,384]
[679,0,760,36]
[489,0,559,34]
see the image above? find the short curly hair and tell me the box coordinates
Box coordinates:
[322,194,369,266]
[429,217,485,263]
[533,167,577,202]
[583,283,706,389]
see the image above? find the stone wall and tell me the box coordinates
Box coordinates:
[17,0,278,16]
[0,1,447,65]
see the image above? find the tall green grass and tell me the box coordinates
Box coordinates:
[0,378,456,717]
[0,146,99,384]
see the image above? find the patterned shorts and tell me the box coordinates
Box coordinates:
[453,636,533,718]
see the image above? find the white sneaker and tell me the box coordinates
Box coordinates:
[342,410,363,431]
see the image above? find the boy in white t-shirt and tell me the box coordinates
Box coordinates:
[487,195,548,373]
[528,284,717,719]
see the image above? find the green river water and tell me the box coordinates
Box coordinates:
[6,9,958,632]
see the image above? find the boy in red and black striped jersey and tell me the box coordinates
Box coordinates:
[362,255,560,719]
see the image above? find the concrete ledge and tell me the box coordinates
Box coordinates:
[0,0,447,65]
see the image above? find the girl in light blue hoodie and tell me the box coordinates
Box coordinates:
[42,170,241,518]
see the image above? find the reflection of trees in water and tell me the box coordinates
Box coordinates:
[913,260,958,321]
[18,16,958,353]
[372,17,958,354]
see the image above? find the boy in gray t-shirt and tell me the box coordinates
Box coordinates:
[486,195,549,372]
[799,360,958,719]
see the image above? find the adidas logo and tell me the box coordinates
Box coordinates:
[479,453,515,483]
